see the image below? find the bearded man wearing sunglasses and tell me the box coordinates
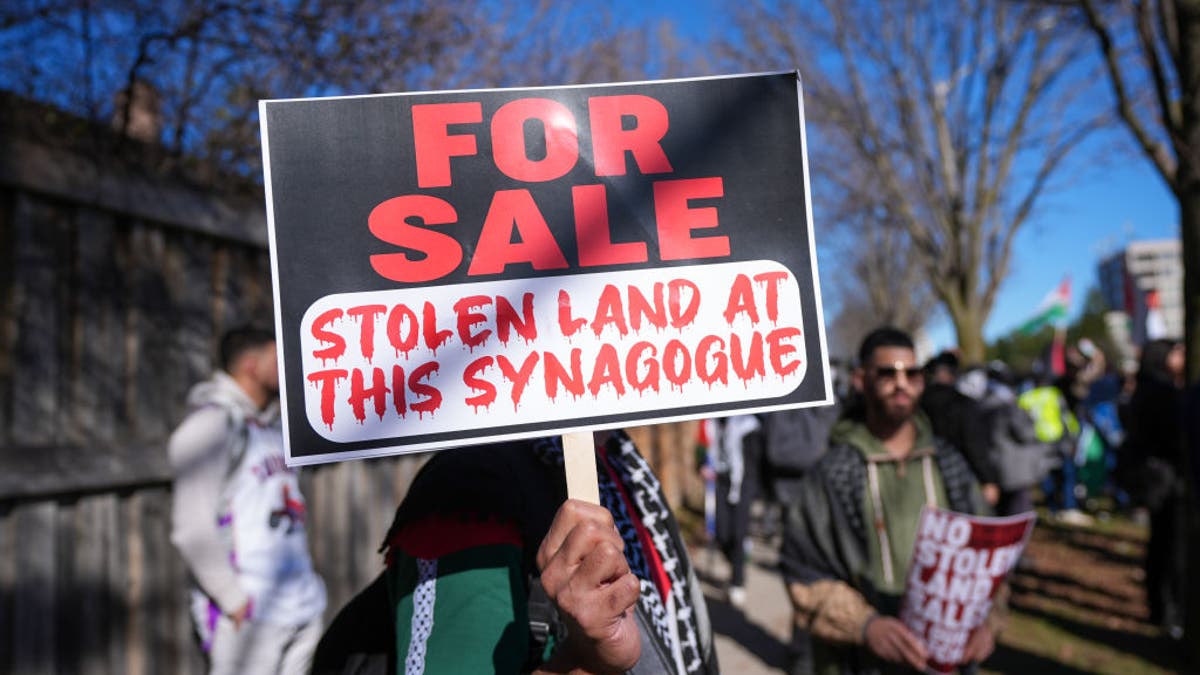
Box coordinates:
[778,327,996,675]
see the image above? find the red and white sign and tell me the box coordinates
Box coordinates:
[900,507,1036,673]
[260,73,830,465]
[302,261,806,441]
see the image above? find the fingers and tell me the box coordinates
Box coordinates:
[570,537,630,591]
[534,500,643,672]
[537,500,627,604]
[567,541,639,633]
[229,600,252,630]
[866,617,927,670]
[962,626,995,663]
[895,626,928,671]
[536,499,619,572]
[604,573,642,618]
[566,571,642,640]
[982,483,1001,506]
[885,620,925,671]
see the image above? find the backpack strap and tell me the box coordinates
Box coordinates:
[525,575,567,670]
[194,401,251,483]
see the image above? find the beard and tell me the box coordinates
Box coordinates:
[870,391,916,426]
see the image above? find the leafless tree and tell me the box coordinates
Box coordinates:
[0,1,690,182]
[824,179,940,357]
[1072,0,1200,382]
[1066,1,1200,656]
[829,224,940,353]
[720,0,1106,361]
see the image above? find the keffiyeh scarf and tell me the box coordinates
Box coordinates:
[534,432,703,675]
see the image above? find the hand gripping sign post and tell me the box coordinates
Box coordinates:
[900,508,1037,673]
[259,72,832,502]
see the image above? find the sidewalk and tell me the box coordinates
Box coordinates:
[690,534,793,674]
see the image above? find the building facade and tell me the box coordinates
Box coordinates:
[1098,238,1183,346]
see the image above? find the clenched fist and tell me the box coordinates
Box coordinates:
[535,500,642,674]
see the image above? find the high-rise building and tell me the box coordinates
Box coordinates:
[1098,238,1183,345]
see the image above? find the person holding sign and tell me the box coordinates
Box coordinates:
[260,71,821,675]
[312,431,718,674]
[779,328,995,674]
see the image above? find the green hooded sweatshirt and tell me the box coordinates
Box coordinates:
[829,414,949,598]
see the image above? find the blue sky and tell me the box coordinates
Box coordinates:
[946,149,1177,345]
[611,1,1181,351]
[10,1,1176,353]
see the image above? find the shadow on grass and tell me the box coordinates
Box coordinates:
[1010,566,1144,605]
[1035,523,1146,566]
[1008,577,1148,624]
[984,642,1113,675]
[1006,602,1186,673]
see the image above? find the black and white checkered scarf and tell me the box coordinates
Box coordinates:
[534,432,703,675]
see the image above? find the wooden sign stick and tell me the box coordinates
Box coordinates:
[562,430,600,505]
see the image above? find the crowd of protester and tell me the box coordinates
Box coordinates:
[170,324,1188,674]
[696,329,1189,674]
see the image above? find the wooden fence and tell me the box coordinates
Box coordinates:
[0,105,701,674]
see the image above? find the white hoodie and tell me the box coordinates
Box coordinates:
[168,371,325,626]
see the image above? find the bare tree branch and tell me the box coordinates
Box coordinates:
[722,0,1105,359]
[2,1,690,180]
[1158,0,1181,63]
[1080,0,1179,185]
[1136,0,1185,142]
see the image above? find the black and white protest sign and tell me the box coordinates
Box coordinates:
[260,72,830,465]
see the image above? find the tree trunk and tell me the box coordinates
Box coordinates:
[1181,0,1200,383]
[1184,195,1200,383]
[1177,163,1200,666]
[1177,2,1200,658]
[949,306,986,364]
[1182,185,1200,665]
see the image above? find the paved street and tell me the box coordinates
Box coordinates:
[690,534,794,674]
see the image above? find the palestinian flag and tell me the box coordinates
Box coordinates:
[387,517,534,673]
[1019,277,1071,335]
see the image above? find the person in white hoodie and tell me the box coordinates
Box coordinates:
[168,326,326,674]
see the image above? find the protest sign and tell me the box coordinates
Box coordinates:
[900,507,1037,673]
[259,72,830,465]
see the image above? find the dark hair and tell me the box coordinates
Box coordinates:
[986,360,1015,387]
[219,325,275,373]
[1139,338,1180,383]
[857,326,915,366]
[923,350,960,377]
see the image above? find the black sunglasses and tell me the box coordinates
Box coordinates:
[873,366,923,380]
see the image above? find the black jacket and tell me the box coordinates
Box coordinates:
[920,383,998,485]
[312,438,718,675]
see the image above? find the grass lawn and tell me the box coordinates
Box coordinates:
[982,510,1186,674]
